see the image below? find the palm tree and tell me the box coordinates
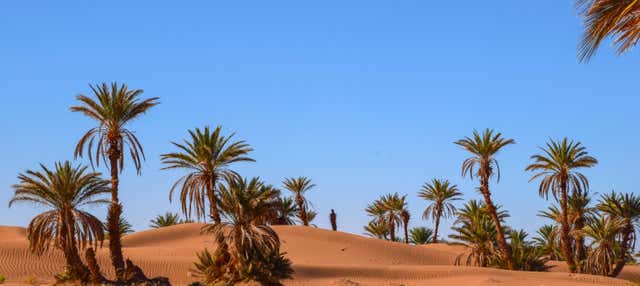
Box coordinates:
[450,200,510,267]
[580,216,623,276]
[305,208,318,227]
[577,0,640,61]
[119,217,134,235]
[364,220,389,239]
[526,138,598,272]
[283,177,316,226]
[103,217,134,240]
[330,209,337,231]
[533,224,561,260]
[503,229,549,272]
[71,82,159,279]
[270,197,299,225]
[201,176,292,284]
[401,209,411,244]
[149,212,183,228]
[378,193,408,242]
[409,227,434,245]
[161,126,254,223]
[418,179,462,243]
[455,129,515,270]
[570,190,593,269]
[365,201,389,239]
[597,191,640,276]
[9,161,110,281]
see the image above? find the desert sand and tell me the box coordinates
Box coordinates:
[0,224,637,286]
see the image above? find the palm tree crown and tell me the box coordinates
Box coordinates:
[455,128,515,270]
[526,138,598,200]
[71,82,159,175]
[10,161,110,280]
[418,179,462,243]
[202,176,280,266]
[150,212,183,228]
[283,177,316,226]
[161,126,254,222]
[455,129,515,182]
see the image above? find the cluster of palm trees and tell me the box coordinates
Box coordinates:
[9,83,160,284]
[7,81,639,284]
[365,193,410,242]
[535,191,640,276]
[8,82,318,285]
[362,129,638,278]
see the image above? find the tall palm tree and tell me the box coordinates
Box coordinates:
[9,161,110,281]
[533,224,561,260]
[597,191,640,277]
[577,0,640,62]
[283,177,316,226]
[71,82,159,279]
[401,209,411,244]
[580,216,623,276]
[409,227,434,245]
[418,179,463,243]
[149,212,183,228]
[526,138,598,273]
[455,129,515,270]
[161,126,254,223]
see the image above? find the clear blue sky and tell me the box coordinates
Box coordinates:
[1,1,639,239]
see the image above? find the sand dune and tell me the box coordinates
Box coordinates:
[0,224,635,286]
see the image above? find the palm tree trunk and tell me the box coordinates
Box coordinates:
[610,222,633,277]
[389,217,396,241]
[108,147,125,280]
[85,247,104,284]
[433,213,441,243]
[206,177,221,224]
[296,194,308,226]
[574,215,586,272]
[480,171,514,270]
[559,179,577,273]
[62,210,89,281]
[403,222,409,244]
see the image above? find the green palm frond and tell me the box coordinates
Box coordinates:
[161,126,254,221]
[283,176,316,226]
[454,129,515,182]
[71,82,159,174]
[418,179,462,221]
[409,227,434,245]
[10,161,109,256]
[149,212,183,228]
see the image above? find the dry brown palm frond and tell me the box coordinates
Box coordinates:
[578,0,640,61]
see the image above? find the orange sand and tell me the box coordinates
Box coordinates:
[0,224,636,286]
